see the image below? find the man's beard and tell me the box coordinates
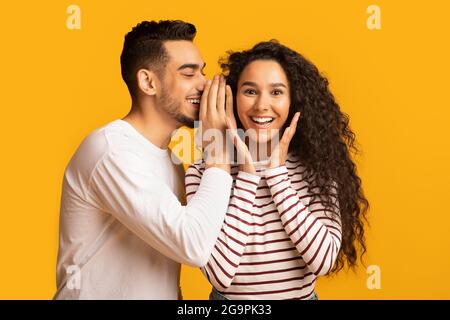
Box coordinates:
[159,86,197,129]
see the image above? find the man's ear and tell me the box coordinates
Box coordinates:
[136,69,158,96]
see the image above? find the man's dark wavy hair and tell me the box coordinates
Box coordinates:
[221,40,369,274]
[120,20,196,98]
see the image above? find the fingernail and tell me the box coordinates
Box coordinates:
[214,74,219,80]
[207,80,212,85]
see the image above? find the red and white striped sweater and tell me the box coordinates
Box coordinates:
[185,154,342,300]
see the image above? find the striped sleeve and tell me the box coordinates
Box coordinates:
[185,162,204,203]
[264,165,341,276]
[202,171,260,289]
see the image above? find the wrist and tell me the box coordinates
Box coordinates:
[239,163,256,175]
[205,163,231,174]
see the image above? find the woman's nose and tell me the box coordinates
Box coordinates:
[254,94,270,111]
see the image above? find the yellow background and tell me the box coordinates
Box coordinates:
[1,0,449,299]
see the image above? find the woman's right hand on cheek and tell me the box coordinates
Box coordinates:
[223,86,256,175]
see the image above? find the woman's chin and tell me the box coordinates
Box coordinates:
[246,128,279,145]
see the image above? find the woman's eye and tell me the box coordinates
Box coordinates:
[244,89,257,95]
[272,90,283,95]
[183,74,195,77]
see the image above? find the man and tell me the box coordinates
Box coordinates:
[54,20,232,299]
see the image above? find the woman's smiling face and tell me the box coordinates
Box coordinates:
[236,59,291,144]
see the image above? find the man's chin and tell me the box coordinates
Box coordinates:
[175,114,196,128]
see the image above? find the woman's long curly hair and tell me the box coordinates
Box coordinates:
[221,40,369,274]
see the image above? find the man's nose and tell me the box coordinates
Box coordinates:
[196,74,207,92]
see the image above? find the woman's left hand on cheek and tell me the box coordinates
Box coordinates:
[269,112,300,169]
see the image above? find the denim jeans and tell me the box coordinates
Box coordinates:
[209,287,319,300]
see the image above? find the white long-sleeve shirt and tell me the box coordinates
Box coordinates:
[54,120,232,299]
[186,154,341,300]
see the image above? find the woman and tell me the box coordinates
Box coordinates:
[186,40,369,300]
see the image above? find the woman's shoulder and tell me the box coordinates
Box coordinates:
[286,153,305,170]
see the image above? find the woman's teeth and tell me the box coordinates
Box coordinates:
[251,117,274,124]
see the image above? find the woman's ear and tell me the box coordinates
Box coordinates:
[136,69,158,96]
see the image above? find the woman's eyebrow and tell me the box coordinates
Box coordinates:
[271,82,288,88]
[241,81,258,87]
[241,81,287,88]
